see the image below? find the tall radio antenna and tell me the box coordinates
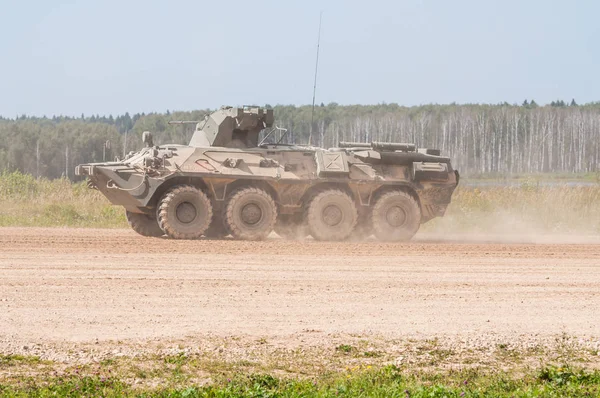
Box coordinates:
[308,11,323,146]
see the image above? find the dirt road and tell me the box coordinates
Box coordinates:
[1,227,599,357]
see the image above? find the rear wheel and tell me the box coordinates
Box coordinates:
[158,185,212,239]
[225,187,277,240]
[371,190,421,242]
[126,210,163,237]
[306,189,357,241]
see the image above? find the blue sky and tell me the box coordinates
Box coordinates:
[0,0,598,117]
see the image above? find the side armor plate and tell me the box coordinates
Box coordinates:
[316,152,349,176]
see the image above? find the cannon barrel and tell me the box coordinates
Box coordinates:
[372,142,416,152]
[168,121,201,125]
[338,141,416,152]
[338,142,372,148]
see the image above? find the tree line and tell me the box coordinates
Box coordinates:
[0,101,598,179]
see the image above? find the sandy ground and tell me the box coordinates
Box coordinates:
[1,227,599,364]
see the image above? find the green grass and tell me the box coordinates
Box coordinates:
[0,355,43,366]
[0,364,598,397]
[335,344,355,354]
[1,335,599,397]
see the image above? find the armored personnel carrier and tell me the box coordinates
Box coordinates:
[75,106,458,241]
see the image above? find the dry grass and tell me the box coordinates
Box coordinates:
[0,171,125,228]
[1,171,600,235]
[424,181,600,236]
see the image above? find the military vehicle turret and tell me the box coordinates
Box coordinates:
[75,106,458,241]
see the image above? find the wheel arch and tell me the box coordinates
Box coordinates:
[372,184,421,209]
[299,182,355,206]
[223,179,281,204]
[147,176,208,208]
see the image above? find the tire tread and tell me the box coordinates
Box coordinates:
[225,187,277,241]
[157,185,212,239]
[306,189,357,241]
[126,211,163,237]
[371,190,420,242]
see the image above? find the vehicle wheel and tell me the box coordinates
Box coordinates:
[371,190,421,242]
[203,212,229,239]
[158,185,212,239]
[126,210,164,237]
[274,215,309,240]
[306,189,357,241]
[225,187,277,240]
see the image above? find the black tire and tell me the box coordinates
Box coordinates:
[225,187,277,240]
[371,190,421,242]
[274,215,309,240]
[306,189,357,241]
[157,185,212,239]
[126,210,164,237]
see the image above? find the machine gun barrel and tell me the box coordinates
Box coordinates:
[338,141,416,152]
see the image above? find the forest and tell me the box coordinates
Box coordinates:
[0,100,599,179]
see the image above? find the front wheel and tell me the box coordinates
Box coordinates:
[371,190,421,242]
[225,187,277,240]
[157,185,213,239]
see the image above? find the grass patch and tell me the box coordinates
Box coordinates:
[464,171,600,182]
[0,171,125,228]
[1,170,600,234]
[0,375,128,397]
[335,344,354,354]
[0,364,598,397]
[424,182,600,235]
[362,350,382,358]
[0,355,42,366]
